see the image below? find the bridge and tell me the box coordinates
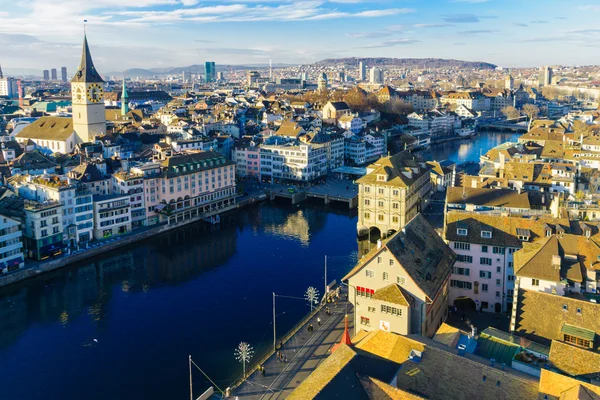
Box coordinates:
[268,178,358,209]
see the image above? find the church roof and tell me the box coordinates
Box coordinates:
[71,34,104,83]
[15,116,74,141]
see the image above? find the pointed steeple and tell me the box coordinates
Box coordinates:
[121,78,129,116]
[71,34,104,83]
[331,314,352,353]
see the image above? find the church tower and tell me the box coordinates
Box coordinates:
[71,34,106,144]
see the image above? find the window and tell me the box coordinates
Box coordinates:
[377,257,382,264]
[480,257,492,266]
[480,270,492,279]
[564,334,591,348]
[366,270,375,278]
[360,316,370,326]
[378,201,384,207]
[496,291,501,298]
[383,272,389,281]
[454,242,470,250]
[482,302,489,309]
[493,247,505,254]
[364,212,370,219]
[378,188,384,194]
[481,231,492,238]
[356,287,374,298]
[389,259,394,266]
[508,275,515,282]
[381,305,402,316]
[397,276,406,285]
[364,199,370,205]
[562,304,568,311]
[457,228,468,236]
[392,216,398,223]
[507,289,514,298]
[496,279,501,286]
[368,306,376,313]
[481,245,488,253]
[392,190,398,196]
[532,279,539,286]
[457,255,473,263]
[496,266,501,273]
[577,308,582,314]
[452,267,470,276]
[450,280,472,290]
[392,203,399,209]
[482,284,489,292]
[378,215,384,222]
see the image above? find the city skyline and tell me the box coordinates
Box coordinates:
[2,0,600,73]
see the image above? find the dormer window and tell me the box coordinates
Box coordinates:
[481,231,492,239]
[457,228,468,236]
[377,174,387,182]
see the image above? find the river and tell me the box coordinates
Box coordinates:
[0,131,521,400]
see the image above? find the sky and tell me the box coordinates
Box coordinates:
[1,0,600,74]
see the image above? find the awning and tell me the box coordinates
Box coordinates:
[561,324,596,341]
[155,204,166,211]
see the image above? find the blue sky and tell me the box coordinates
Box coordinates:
[1,0,600,73]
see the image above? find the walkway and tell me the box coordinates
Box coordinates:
[232,293,353,399]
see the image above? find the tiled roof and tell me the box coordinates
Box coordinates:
[356,151,431,188]
[343,214,455,300]
[433,323,462,348]
[538,369,600,400]
[359,376,425,399]
[15,116,74,141]
[372,283,414,306]
[549,340,600,378]
[353,330,425,364]
[160,151,234,178]
[513,289,600,351]
[446,187,535,209]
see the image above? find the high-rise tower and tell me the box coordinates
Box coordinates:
[71,34,106,144]
[121,78,129,116]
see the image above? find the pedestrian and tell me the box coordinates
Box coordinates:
[317,317,321,326]
[278,340,283,350]
[261,366,266,376]
[277,351,281,361]
[284,354,288,363]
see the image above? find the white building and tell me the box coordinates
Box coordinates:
[260,143,327,182]
[369,67,383,84]
[0,77,18,98]
[112,171,146,229]
[92,194,132,240]
[0,214,24,272]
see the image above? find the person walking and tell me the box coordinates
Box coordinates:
[261,366,266,376]
[317,317,321,326]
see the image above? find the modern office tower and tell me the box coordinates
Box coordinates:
[369,67,383,84]
[51,68,57,80]
[359,62,366,81]
[538,66,553,87]
[61,67,67,82]
[43,70,50,81]
[205,61,216,82]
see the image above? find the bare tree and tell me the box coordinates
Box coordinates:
[501,106,520,120]
[522,104,540,121]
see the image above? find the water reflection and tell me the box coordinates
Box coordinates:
[419,131,521,164]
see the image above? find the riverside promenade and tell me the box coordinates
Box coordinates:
[230,288,353,399]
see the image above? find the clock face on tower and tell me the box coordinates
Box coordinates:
[87,84,104,103]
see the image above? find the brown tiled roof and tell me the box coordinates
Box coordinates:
[359,376,425,399]
[16,116,74,141]
[445,211,570,249]
[356,151,431,188]
[353,330,425,364]
[433,323,462,348]
[343,214,456,300]
[513,290,600,350]
[514,234,600,282]
[395,342,539,400]
[446,187,532,209]
[559,385,600,400]
[372,284,415,306]
[539,369,600,400]
[549,340,600,378]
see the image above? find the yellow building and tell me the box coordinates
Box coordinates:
[356,151,432,238]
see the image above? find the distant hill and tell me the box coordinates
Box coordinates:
[315,57,497,70]
[110,63,294,77]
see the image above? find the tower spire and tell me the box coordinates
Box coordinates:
[331,314,352,353]
[71,33,104,83]
[121,77,129,116]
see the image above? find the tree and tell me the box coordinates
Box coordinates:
[305,286,320,312]
[522,104,540,120]
[501,106,520,120]
[234,342,254,377]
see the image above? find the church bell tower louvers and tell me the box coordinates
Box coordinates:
[71,34,106,144]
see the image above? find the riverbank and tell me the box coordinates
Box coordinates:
[0,192,268,289]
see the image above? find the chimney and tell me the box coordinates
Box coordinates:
[552,255,561,270]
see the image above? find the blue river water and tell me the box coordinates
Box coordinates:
[0,131,520,400]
